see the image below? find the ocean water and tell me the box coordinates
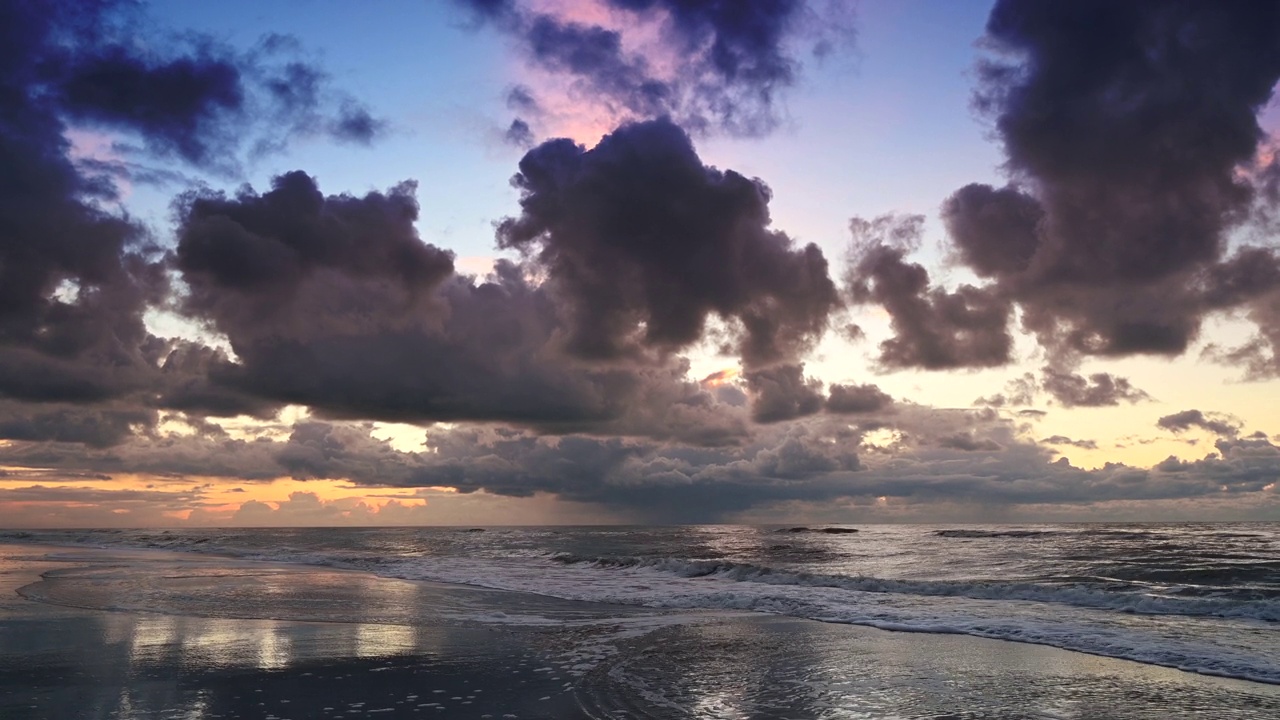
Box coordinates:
[4,522,1278,686]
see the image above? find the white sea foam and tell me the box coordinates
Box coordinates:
[541,553,1280,621]
[322,553,1280,685]
[4,525,1278,685]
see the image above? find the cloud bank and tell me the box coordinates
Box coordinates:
[0,0,1278,525]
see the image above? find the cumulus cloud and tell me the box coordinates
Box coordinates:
[744,364,823,423]
[825,383,893,414]
[498,119,840,367]
[845,214,1013,369]
[162,160,777,443]
[0,0,386,445]
[936,0,1280,367]
[1157,409,1242,438]
[2,0,1278,525]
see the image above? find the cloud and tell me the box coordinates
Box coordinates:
[1157,409,1242,438]
[972,367,1148,409]
[0,1,171,414]
[1040,368,1151,407]
[845,215,1013,369]
[53,42,246,169]
[455,0,855,138]
[498,118,840,367]
[0,402,155,448]
[175,171,456,335]
[937,0,1280,366]
[938,432,1002,452]
[4,409,1276,523]
[1041,435,1098,451]
[825,383,892,414]
[0,0,386,443]
[168,172,765,442]
[745,364,823,423]
[505,118,536,147]
[41,14,384,174]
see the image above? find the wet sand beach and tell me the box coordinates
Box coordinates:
[2,543,1278,719]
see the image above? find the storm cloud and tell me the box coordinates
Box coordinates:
[0,0,384,436]
[498,118,840,367]
[938,0,1280,364]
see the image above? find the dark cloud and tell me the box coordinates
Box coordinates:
[170,173,756,443]
[0,0,169,410]
[1157,409,1242,438]
[745,364,823,423]
[0,0,387,452]
[172,174,596,424]
[498,119,839,367]
[1040,368,1151,408]
[938,433,1002,452]
[454,0,854,136]
[1041,435,1098,451]
[1207,288,1280,379]
[825,383,892,414]
[6,408,1274,522]
[43,20,385,173]
[505,118,535,148]
[0,402,155,449]
[845,215,1013,369]
[525,14,670,118]
[150,339,277,419]
[938,0,1280,365]
[330,102,384,144]
[942,183,1042,278]
[54,43,245,168]
[175,170,456,329]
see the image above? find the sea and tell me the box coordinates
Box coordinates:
[3,521,1277,689]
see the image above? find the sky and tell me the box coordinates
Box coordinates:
[1,0,1279,527]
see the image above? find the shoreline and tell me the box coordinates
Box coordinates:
[4,542,1280,719]
[5,535,1277,686]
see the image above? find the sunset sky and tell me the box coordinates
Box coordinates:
[2,0,1279,527]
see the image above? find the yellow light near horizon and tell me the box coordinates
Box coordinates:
[0,470,433,526]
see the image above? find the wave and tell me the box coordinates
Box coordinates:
[934,529,1055,538]
[774,527,859,534]
[545,553,1280,621]
[5,529,1279,685]
[359,554,1280,685]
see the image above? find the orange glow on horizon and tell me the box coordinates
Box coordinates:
[0,469,439,526]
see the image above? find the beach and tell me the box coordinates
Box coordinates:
[3,540,1279,719]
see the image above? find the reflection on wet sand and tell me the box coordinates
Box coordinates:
[579,616,1280,719]
[3,590,593,719]
[0,545,613,719]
